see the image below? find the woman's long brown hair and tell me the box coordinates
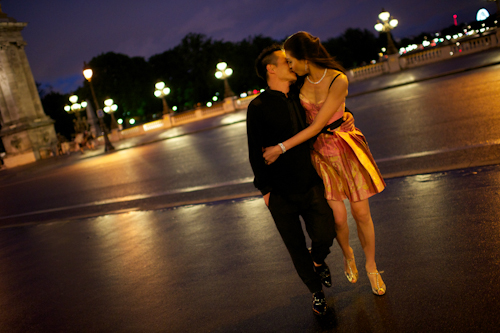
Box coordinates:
[283,31,345,74]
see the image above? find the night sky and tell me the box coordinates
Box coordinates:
[2,0,497,93]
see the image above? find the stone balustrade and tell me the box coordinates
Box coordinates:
[347,62,389,82]
[349,28,500,82]
[451,34,495,54]
[402,47,444,68]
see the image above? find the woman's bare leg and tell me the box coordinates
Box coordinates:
[350,198,385,294]
[328,199,358,282]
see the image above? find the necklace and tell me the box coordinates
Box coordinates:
[307,68,328,84]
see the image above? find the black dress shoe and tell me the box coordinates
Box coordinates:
[315,263,332,288]
[312,290,328,316]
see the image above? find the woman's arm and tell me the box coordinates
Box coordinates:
[263,73,349,164]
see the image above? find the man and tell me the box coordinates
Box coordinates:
[246,44,354,316]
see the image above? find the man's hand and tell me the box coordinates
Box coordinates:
[263,192,271,206]
[341,112,355,132]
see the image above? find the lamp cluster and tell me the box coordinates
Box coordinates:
[374,10,398,33]
[154,81,172,114]
[104,98,118,113]
[215,62,233,80]
[64,95,87,113]
[154,81,171,98]
[64,95,88,133]
[215,61,235,98]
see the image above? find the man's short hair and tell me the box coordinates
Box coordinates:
[255,44,282,81]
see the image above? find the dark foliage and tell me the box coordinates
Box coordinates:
[40,91,74,140]
[76,52,158,122]
[323,28,381,68]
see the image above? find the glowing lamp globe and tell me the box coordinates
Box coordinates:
[379,11,390,21]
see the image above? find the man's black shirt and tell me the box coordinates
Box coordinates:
[246,87,322,196]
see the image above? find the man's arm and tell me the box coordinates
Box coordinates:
[246,102,272,197]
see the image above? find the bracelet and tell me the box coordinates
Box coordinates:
[278,143,286,154]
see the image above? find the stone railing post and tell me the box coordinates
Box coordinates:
[387,53,401,73]
[162,114,172,128]
[223,97,235,113]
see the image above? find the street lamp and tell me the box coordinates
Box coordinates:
[83,62,115,152]
[104,98,119,130]
[215,61,235,98]
[375,9,399,55]
[64,95,88,133]
[154,81,172,114]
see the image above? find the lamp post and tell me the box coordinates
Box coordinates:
[154,81,172,114]
[83,62,115,152]
[215,62,234,98]
[103,98,119,130]
[374,9,399,55]
[64,95,87,133]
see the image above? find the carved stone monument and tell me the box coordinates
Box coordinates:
[0,5,57,168]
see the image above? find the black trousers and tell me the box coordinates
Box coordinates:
[268,184,336,293]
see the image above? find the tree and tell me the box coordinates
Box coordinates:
[149,34,279,110]
[150,33,227,110]
[227,35,278,93]
[78,52,157,124]
[323,28,380,69]
[40,91,74,140]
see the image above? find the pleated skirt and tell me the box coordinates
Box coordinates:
[310,128,386,202]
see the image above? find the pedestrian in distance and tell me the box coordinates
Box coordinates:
[74,132,85,153]
[84,131,96,150]
[247,44,355,316]
[263,32,387,296]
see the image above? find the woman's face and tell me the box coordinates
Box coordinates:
[285,52,307,76]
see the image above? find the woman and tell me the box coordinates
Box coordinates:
[263,32,387,295]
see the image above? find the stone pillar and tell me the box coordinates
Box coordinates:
[162,113,172,128]
[0,6,57,168]
[387,53,401,73]
[222,97,235,113]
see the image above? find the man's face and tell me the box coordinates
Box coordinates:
[272,50,297,82]
[285,53,306,76]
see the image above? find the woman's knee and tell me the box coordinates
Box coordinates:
[351,202,372,224]
[353,213,372,226]
[334,217,349,230]
[328,201,347,224]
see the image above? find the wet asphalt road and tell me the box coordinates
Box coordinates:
[1,165,499,332]
[1,49,500,332]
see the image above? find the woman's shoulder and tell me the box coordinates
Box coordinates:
[327,70,348,89]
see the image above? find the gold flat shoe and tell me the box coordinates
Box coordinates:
[344,257,358,283]
[367,271,386,296]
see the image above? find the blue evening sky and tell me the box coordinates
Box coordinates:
[2,0,496,93]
